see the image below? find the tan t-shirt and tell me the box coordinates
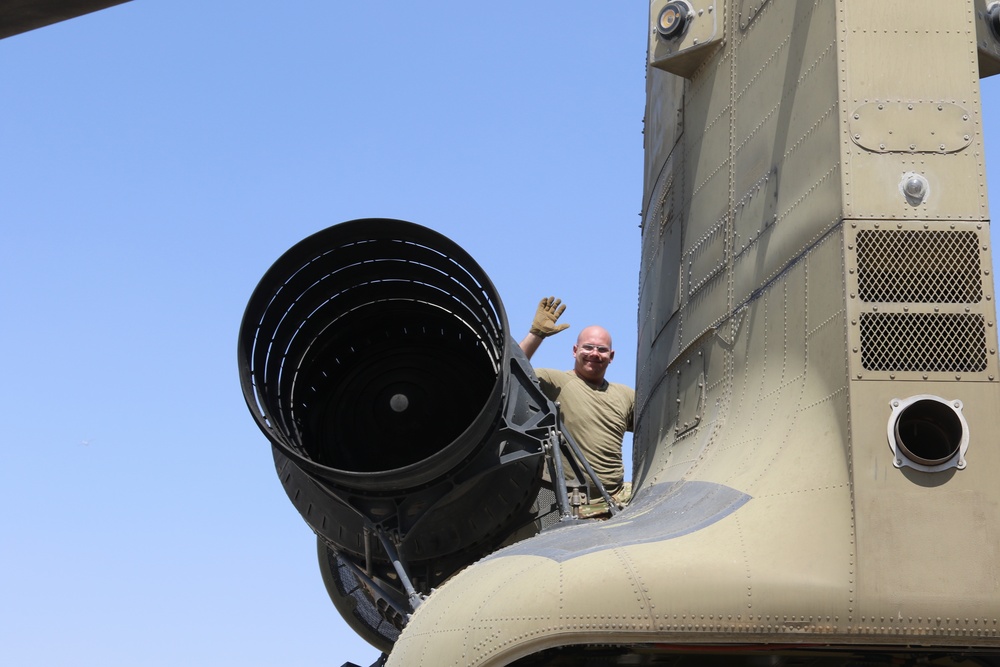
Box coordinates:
[535,369,635,496]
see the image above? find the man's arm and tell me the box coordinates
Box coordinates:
[519,331,545,359]
[519,296,568,360]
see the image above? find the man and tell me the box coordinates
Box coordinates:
[519,296,635,515]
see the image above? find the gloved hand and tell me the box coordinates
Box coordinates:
[529,296,570,338]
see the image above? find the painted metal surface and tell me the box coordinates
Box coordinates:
[384,1,1000,664]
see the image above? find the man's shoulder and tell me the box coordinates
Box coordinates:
[535,368,570,383]
[604,380,636,406]
[605,380,635,395]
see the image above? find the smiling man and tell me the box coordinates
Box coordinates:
[519,297,635,515]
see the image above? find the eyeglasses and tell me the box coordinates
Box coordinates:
[579,344,611,354]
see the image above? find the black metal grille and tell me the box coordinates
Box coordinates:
[860,313,987,372]
[856,230,982,303]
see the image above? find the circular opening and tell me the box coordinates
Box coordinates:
[657,2,689,39]
[303,304,497,472]
[240,219,508,486]
[893,398,964,466]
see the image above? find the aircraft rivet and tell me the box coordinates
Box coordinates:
[923,374,929,380]
[854,134,861,140]
[854,113,860,119]
[857,373,863,379]
[880,143,886,150]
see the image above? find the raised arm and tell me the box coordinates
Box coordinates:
[519,296,569,360]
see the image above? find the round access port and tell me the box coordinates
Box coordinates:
[656,1,692,39]
[888,395,968,471]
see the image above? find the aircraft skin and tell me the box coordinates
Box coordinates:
[234,0,1000,665]
[21,0,1000,663]
[379,1,1000,664]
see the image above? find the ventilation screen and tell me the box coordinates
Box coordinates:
[860,312,987,372]
[856,230,982,303]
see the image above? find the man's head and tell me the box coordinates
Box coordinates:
[572,325,615,384]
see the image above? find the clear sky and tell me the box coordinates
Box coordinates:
[1,3,998,667]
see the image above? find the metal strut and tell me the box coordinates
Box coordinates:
[558,420,620,517]
[543,401,620,519]
[544,424,575,520]
[374,529,423,612]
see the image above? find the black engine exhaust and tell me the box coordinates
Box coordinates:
[238,219,558,649]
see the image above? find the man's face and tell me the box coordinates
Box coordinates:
[572,327,614,384]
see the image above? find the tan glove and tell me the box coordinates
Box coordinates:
[530,297,570,338]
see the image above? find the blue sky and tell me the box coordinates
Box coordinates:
[1,3,998,666]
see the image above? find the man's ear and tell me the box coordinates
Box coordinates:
[609,350,615,362]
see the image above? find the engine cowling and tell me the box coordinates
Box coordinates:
[238,219,558,649]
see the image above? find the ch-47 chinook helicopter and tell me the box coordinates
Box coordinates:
[235,1,1000,665]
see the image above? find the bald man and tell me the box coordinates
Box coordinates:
[520,297,635,510]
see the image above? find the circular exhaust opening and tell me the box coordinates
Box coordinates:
[239,219,509,488]
[888,395,968,471]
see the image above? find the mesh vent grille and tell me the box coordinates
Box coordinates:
[860,313,987,372]
[856,230,982,303]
